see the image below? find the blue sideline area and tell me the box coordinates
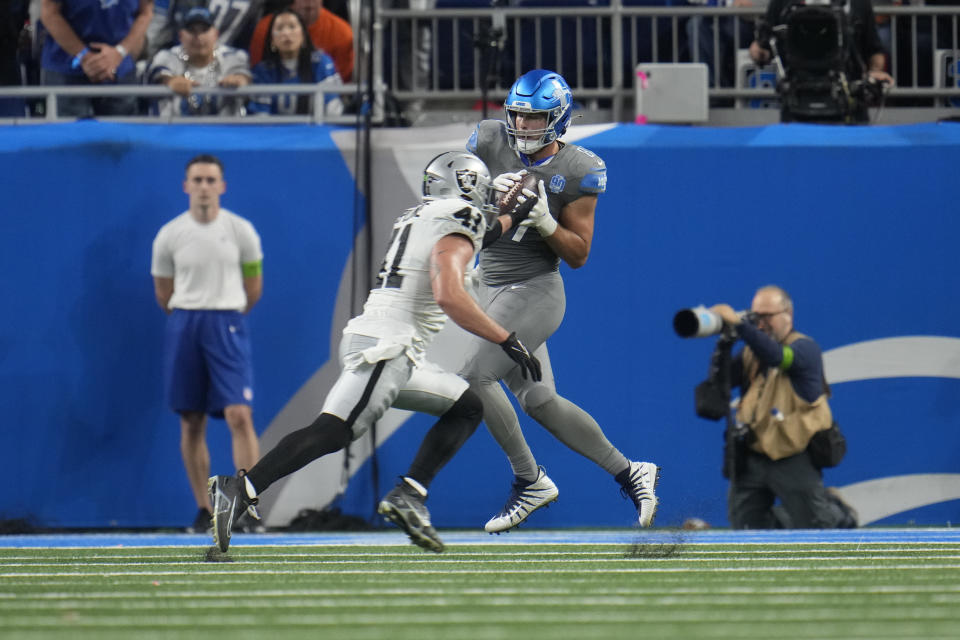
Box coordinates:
[2,528,960,548]
[2,121,960,531]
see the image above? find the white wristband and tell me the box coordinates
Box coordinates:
[115,44,128,58]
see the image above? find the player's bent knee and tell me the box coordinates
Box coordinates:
[451,388,484,426]
[519,385,557,417]
[305,413,354,453]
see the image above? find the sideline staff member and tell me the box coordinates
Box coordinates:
[151,154,263,532]
[709,285,856,529]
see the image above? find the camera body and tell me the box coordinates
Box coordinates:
[759,0,878,123]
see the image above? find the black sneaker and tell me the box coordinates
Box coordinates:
[826,487,859,528]
[187,507,212,534]
[208,471,259,552]
[377,479,444,553]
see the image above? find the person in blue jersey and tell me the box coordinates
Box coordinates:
[144,0,264,60]
[461,69,661,534]
[39,0,153,117]
[247,7,342,116]
[708,286,858,529]
[207,152,542,554]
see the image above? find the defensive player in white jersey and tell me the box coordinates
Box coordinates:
[462,69,660,533]
[208,151,541,553]
[151,154,263,534]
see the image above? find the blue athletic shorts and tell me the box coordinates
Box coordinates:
[163,310,254,418]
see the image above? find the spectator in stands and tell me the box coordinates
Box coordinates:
[39,0,153,117]
[685,0,757,89]
[0,1,30,117]
[249,0,353,82]
[144,0,265,60]
[248,7,343,115]
[147,6,252,116]
[151,153,263,534]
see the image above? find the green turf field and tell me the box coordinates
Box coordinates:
[2,540,959,639]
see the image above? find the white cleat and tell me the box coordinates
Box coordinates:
[619,461,660,528]
[484,466,559,533]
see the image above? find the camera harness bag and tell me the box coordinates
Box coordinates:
[738,331,838,462]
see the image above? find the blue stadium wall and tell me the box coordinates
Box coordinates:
[2,121,959,530]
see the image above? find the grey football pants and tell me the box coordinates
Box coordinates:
[458,270,629,481]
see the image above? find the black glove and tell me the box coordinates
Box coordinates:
[507,194,539,228]
[499,332,542,381]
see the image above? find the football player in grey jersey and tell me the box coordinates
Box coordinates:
[208,152,541,554]
[463,69,660,533]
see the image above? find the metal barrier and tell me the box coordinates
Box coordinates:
[2,3,958,124]
[0,83,365,124]
[379,2,960,120]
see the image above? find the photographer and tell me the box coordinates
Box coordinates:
[748,0,894,122]
[707,285,856,529]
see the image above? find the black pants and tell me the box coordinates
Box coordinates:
[728,449,854,529]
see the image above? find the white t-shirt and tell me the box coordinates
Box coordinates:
[151,208,263,311]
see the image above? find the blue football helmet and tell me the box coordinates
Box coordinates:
[504,70,573,155]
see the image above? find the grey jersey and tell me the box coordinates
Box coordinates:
[467,119,607,286]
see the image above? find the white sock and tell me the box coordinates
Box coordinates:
[244,476,258,500]
[403,476,427,497]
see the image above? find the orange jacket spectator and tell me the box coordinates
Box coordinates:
[249,7,353,81]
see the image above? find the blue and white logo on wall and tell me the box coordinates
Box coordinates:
[825,336,960,525]
[549,175,566,193]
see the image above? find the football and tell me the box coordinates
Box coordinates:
[497,172,540,216]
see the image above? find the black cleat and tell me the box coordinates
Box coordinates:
[378,479,444,553]
[208,471,259,553]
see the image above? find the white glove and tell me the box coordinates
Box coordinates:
[518,179,557,237]
[492,169,527,194]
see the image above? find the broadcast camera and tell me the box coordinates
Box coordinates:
[756,0,885,123]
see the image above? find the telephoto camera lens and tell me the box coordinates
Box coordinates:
[673,306,724,338]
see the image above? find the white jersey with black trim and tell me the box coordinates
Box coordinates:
[343,198,486,364]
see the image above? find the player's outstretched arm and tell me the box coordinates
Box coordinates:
[430,234,541,381]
